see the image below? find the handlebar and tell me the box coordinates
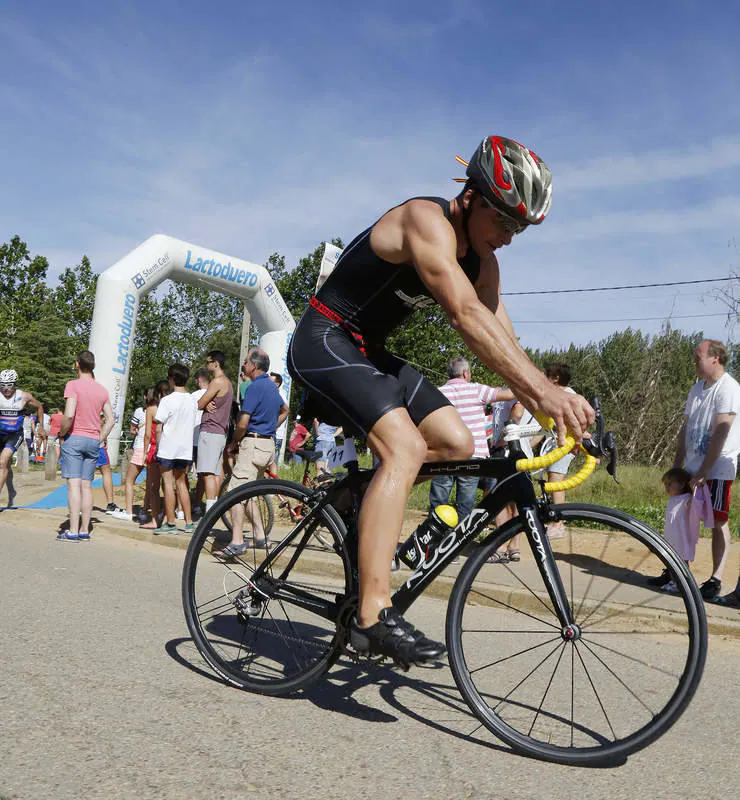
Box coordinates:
[511,397,619,492]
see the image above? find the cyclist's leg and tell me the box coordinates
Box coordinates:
[0,444,13,495]
[357,407,427,627]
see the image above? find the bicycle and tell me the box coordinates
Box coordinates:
[182,400,707,766]
[216,445,336,549]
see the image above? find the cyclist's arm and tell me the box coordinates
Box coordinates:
[401,204,592,441]
[474,256,521,345]
[24,392,46,435]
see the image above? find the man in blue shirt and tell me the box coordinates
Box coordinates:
[216,348,289,558]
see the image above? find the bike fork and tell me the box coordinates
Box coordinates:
[521,505,577,635]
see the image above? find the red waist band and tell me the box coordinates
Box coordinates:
[309,296,368,355]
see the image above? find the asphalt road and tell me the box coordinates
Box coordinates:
[1,513,738,800]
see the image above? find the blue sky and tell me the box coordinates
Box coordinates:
[1,0,739,351]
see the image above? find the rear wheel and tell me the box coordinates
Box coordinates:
[446,503,707,766]
[183,479,351,695]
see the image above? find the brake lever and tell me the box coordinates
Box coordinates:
[604,432,619,484]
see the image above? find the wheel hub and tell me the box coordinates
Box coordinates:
[561,623,581,641]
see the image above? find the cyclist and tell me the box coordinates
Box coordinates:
[0,368,45,505]
[288,135,594,665]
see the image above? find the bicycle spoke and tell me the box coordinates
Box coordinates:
[583,636,681,681]
[492,640,564,713]
[468,587,560,631]
[528,641,567,737]
[572,641,617,741]
[469,635,562,675]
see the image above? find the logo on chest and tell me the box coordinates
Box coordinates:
[394,289,436,311]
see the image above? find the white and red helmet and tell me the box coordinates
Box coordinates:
[458,136,553,225]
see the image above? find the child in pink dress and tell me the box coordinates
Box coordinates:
[659,467,713,593]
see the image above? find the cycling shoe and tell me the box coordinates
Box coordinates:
[350,607,446,664]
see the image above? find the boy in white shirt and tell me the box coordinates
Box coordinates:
[153,363,197,534]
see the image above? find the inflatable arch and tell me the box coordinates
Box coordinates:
[88,234,295,465]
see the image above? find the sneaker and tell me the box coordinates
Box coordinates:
[176,509,185,520]
[700,577,722,601]
[662,580,679,594]
[111,510,133,521]
[152,523,179,535]
[184,523,195,533]
[647,569,672,587]
[105,503,118,514]
[56,531,79,542]
[350,607,446,665]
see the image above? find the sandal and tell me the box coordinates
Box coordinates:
[547,523,566,541]
[214,542,249,558]
[713,591,740,608]
[487,551,509,564]
[252,538,270,550]
[506,549,521,562]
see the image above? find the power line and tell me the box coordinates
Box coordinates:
[503,276,734,297]
[512,312,731,324]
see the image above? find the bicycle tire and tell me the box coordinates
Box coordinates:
[217,475,275,538]
[183,479,351,696]
[446,503,707,766]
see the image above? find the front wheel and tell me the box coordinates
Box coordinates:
[446,503,707,766]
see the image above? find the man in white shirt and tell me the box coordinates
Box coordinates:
[153,363,197,535]
[673,339,740,601]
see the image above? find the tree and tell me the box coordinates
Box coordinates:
[0,236,50,362]
[54,255,98,352]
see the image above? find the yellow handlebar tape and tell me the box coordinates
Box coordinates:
[544,453,598,492]
[515,436,576,473]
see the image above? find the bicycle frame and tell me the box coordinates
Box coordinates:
[249,451,576,631]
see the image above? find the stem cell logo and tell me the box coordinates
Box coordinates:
[131,253,171,290]
[184,250,258,287]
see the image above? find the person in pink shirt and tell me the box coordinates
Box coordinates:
[648,467,713,593]
[59,350,114,541]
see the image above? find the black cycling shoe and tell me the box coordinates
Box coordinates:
[350,607,446,665]
[700,576,722,601]
[647,569,672,587]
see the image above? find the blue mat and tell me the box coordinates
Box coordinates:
[22,470,146,510]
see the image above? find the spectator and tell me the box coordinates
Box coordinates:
[673,339,740,601]
[539,363,578,540]
[97,441,123,515]
[58,350,114,541]
[314,417,343,474]
[35,405,51,461]
[190,368,210,515]
[268,372,288,475]
[112,392,147,522]
[486,399,535,563]
[197,351,234,517]
[0,368,45,506]
[647,467,713,593]
[429,356,514,523]
[288,416,310,462]
[215,348,289,557]
[140,380,170,530]
[48,406,64,466]
[152,364,197,534]
[23,413,36,460]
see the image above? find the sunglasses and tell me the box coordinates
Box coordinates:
[0,382,15,387]
[479,196,529,235]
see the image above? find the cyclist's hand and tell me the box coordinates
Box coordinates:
[538,387,595,446]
